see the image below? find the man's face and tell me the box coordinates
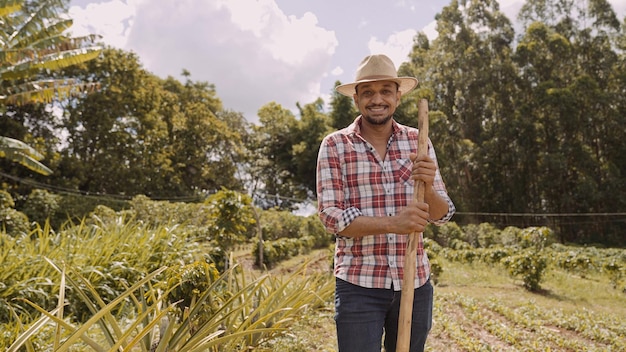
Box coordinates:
[353,81,401,126]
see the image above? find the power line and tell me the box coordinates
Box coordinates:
[2,171,625,218]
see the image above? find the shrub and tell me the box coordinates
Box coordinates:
[517,226,554,249]
[166,261,220,313]
[0,191,30,236]
[206,189,256,251]
[502,250,547,291]
[433,221,464,247]
[0,207,30,236]
[500,226,521,246]
[429,259,443,285]
[260,208,303,241]
[461,223,480,247]
[476,223,500,248]
[303,215,333,247]
[602,261,624,289]
[0,190,15,209]
[22,189,60,226]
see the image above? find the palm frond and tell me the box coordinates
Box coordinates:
[0,79,101,105]
[0,136,53,175]
[13,18,73,48]
[0,0,22,18]
[7,0,68,44]
[0,46,102,80]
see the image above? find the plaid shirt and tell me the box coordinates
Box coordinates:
[316,116,455,291]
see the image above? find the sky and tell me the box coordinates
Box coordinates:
[67,0,626,124]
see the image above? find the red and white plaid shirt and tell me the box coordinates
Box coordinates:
[316,116,455,291]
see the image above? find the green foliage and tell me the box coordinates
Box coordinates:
[329,80,358,129]
[260,208,306,241]
[430,221,464,247]
[206,189,256,250]
[464,222,501,248]
[0,190,29,236]
[0,0,101,175]
[0,136,52,175]
[0,189,15,208]
[502,250,548,291]
[3,257,333,351]
[165,260,220,313]
[253,211,332,267]
[0,215,202,326]
[517,226,554,250]
[603,261,624,289]
[21,189,60,226]
[500,226,522,246]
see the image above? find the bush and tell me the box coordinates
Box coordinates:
[0,190,15,209]
[502,250,547,291]
[500,226,521,246]
[206,189,256,250]
[260,209,303,241]
[517,226,554,249]
[0,190,30,236]
[166,261,220,312]
[22,189,60,226]
[432,222,464,247]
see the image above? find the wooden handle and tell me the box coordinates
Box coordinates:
[396,98,429,351]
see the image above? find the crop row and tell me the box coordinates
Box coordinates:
[432,292,626,351]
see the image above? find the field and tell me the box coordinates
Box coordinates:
[257,248,626,352]
[2,216,624,351]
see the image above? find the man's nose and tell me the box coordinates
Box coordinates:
[371,92,384,103]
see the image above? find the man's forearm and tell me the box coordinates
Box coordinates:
[425,186,450,221]
[338,216,396,238]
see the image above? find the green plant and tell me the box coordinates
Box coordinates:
[21,189,60,226]
[7,259,333,351]
[206,189,256,251]
[0,190,30,236]
[502,250,547,291]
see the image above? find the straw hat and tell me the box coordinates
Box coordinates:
[335,54,418,97]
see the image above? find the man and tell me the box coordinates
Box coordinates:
[316,54,455,352]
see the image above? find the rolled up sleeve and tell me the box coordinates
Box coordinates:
[316,136,361,234]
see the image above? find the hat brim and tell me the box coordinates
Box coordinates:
[335,77,418,97]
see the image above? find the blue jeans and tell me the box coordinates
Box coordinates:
[335,278,433,352]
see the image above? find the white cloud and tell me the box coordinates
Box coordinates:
[367,29,417,70]
[331,66,343,76]
[70,0,338,122]
[69,0,140,48]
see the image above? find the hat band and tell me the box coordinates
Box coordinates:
[357,75,399,81]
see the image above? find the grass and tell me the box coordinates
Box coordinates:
[256,251,626,351]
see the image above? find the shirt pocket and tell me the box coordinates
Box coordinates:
[394,158,414,188]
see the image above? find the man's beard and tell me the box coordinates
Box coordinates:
[362,112,393,125]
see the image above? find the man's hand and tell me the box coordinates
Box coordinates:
[393,201,429,234]
[409,152,436,189]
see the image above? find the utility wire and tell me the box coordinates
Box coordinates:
[2,170,625,218]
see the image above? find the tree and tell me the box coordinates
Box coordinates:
[328,80,357,129]
[58,50,243,198]
[248,102,299,209]
[293,98,331,194]
[514,0,625,242]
